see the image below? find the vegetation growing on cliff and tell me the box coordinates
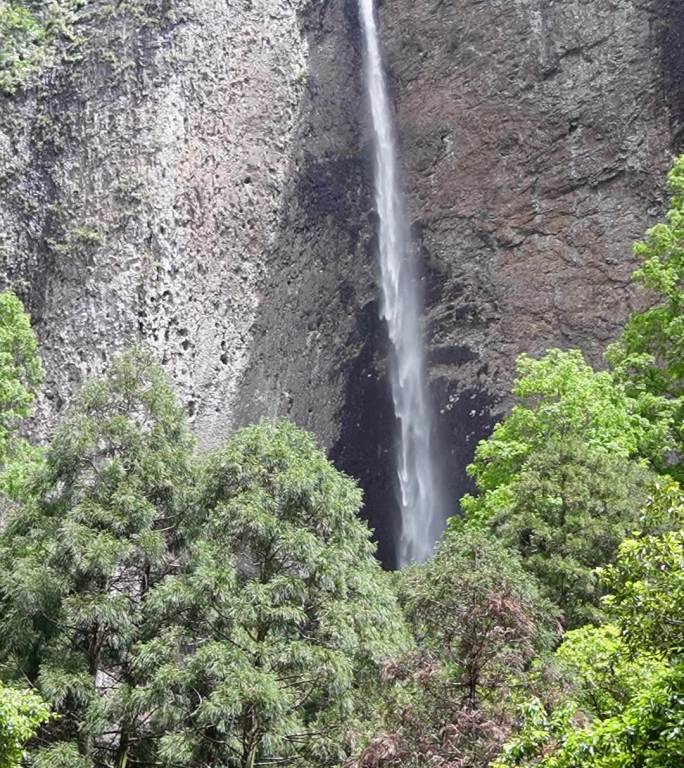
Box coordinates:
[0,158,681,767]
[0,0,80,93]
[0,3,45,93]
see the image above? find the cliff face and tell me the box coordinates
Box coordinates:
[0,0,308,448]
[0,0,680,565]
[378,0,680,560]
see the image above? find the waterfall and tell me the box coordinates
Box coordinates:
[358,0,446,566]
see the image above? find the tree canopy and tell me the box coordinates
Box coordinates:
[457,349,655,626]
[137,420,407,768]
[608,155,684,479]
[495,482,684,768]
[0,350,405,768]
[351,529,558,768]
[1,157,683,768]
[0,348,195,767]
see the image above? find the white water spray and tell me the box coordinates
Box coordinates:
[358,0,446,566]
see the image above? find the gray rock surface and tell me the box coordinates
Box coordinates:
[1,0,308,448]
[0,0,681,564]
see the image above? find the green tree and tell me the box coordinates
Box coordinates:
[0,290,42,460]
[554,624,666,720]
[463,349,648,496]
[458,349,655,627]
[351,530,558,768]
[600,479,684,659]
[494,482,684,768]
[0,348,194,767]
[0,290,44,507]
[0,290,42,447]
[0,682,51,768]
[607,155,684,480]
[136,420,406,768]
[495,666,684,768]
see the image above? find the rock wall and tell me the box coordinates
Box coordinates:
[0,0,681,565]
[237,0,681,564]
[378,0,679,560]
[0,0,308,448]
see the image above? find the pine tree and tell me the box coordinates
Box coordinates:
[136,420,407,768]
[0,348,194,767]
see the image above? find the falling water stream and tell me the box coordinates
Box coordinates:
[358,0,446,566]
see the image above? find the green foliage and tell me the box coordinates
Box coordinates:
[0,682,51,768]
[555,624,666,719]
[137,420,406,768]
[601,480,684,658]
[0,437,44,503]
[494,483,684,768]
[0,290,42,465]
[491,158,684,768]
[0,348,194,765]
[0,290,44,506]
[608,155,684,479]
[464,349,648,493]
[351,530,558,768]
[30,742,93,768]
[458,349,655,627]
[404,529,557,704]
[0,0,80,93]
[495,663,684,768]
[492,697,579,768]
[0,3,46,93]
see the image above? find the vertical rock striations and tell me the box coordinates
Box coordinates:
[0,0,308,447]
